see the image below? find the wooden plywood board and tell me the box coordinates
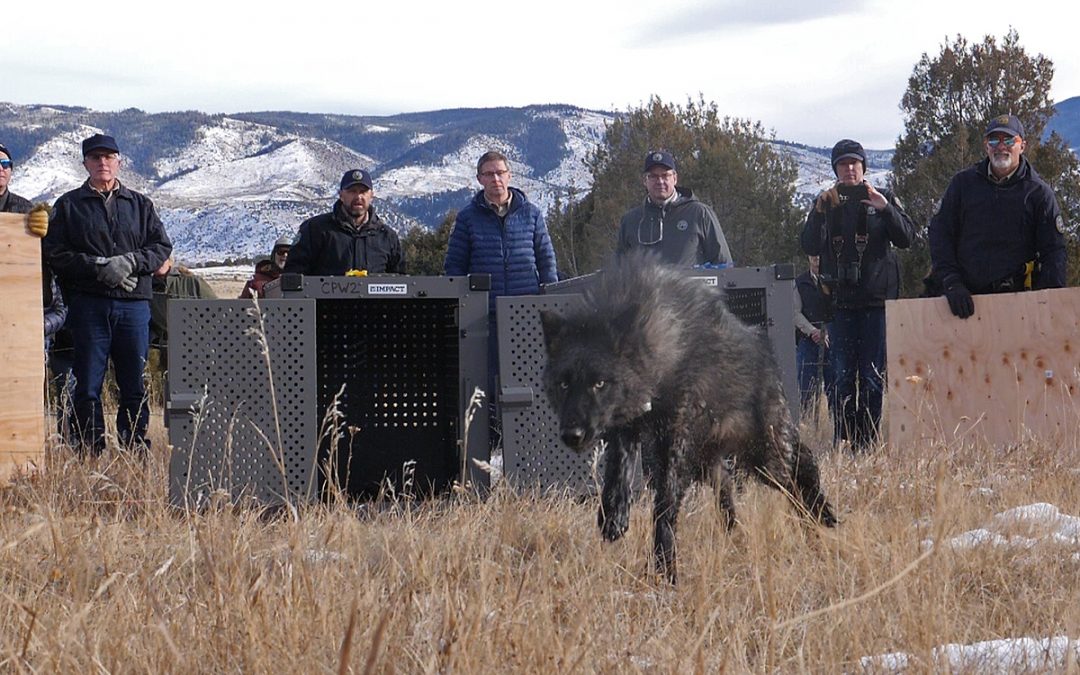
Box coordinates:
[0,213,45,480]
[886,288,1080,449]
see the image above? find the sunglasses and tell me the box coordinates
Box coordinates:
[0,159,12,170]
[986,136,1019,148]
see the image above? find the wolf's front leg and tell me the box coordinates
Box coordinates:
[652,441,686,584]
[598,433,634,541]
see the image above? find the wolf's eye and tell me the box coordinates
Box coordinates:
[593,380,606,390]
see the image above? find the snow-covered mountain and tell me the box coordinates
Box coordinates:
[2,102,893,263]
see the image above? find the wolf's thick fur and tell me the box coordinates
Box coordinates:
[540,257,837,582]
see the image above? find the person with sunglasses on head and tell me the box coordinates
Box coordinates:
[284,169,403,276]
[615,150,732,267]
[800,139,915,452]
[43,133,173,456]
[929,114,1067,320]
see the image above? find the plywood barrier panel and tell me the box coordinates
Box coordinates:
[0,213,46,480]
[886,288,1080,449]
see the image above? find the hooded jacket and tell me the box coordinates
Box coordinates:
[616,186,732,266]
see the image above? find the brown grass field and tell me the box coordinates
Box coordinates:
[2,407,1079,673]
[2,276,1077,671]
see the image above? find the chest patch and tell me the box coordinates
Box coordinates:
[676,220,689,231]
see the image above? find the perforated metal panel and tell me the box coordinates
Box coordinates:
[316,299,461,498]
[497,294,604,493]
[498,265,799,493]
[167,299,317,507]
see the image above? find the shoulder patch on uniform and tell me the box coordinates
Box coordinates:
[1056,214,1066,234]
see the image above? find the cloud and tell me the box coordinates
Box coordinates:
[632,0,866,42]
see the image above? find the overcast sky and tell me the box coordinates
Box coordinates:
[4,0,1076,149]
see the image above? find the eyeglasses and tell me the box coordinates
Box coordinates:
[85,152,119,162]
[645,171,675,183]
[0,159,11,170]
[986,136,1019,148]
[479,170,509,179]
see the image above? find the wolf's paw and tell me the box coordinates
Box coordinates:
[599,506,629,541]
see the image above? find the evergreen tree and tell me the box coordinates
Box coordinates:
[402,212,455,276]
[547,96,801,276]
[892,29,1080,291]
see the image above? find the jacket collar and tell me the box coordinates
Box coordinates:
[78,179,134,201]
[978,155,1031,186]
[333,200,383,232]
[473,186,527,214]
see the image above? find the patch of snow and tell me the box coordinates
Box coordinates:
[860,635,1080,673]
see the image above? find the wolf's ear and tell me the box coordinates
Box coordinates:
[538,309,564,349]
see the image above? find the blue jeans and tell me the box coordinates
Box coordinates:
[66,294,151,454]
[829,307,886,450]
[796,332,835,416]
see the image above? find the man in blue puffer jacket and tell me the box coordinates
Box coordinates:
[444,151,558,445]
[444,150,558,302]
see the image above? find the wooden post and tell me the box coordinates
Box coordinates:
[887,289,1080,449]
[0,212,46,480]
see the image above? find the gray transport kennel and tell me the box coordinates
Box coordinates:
[496,264,798,494]
[166,274,491,507]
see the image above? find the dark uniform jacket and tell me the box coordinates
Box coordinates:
[795,271,832,340]
[928,156,1066,293]
[0,190,31,214]
[284,201,404,276]
[800,186,914,310]
[43,181,173,301]
[616,187,732,266]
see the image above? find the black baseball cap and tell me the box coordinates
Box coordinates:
[0,143,11,161]
[82,133,120,157]
[985,114,1025,139]
[644,150,677,172]
[340,169,373,191]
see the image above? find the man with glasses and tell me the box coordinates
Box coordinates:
[929,114,1066,319]
[43,133,172,455]
[615,150,731,266]
[444,150,558,448]
[285,169,403,276]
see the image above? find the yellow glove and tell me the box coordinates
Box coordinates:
[814,186,840,214]
[27,203,50,238]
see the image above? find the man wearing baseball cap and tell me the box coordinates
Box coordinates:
[800,138,914,452]
[615,149,731,266]
[284,169,404,275]
[43,132,173,455]
[929,113,1066,320]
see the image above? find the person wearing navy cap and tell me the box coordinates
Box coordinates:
[929,113,1066,320]
[800,138,914,452]
[284,168,404,276]
[43,132,173,455]
[615,149,732,266]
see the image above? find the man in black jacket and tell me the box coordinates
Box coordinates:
[284,169,405,276]
[801,139,914,451]
[929,114,1066,319]
[43,133,172,454]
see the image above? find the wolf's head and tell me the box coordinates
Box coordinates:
[539,262,683,451]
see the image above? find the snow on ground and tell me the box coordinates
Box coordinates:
[856,503,1080,672]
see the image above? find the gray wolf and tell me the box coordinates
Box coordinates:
[540,257,837,582]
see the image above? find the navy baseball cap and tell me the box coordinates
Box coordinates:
[644,150,677,172]
[340,169,373,191]
[82,133,120,156]
[985,114,1025,138]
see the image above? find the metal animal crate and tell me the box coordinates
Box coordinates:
[166,275,490,507]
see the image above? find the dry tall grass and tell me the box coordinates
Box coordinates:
[3,410,1079,673]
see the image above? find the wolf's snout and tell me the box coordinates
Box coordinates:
[561,427,587,449]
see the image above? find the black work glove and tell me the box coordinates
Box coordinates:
[944,283,974,319]
[95,253,136,288]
